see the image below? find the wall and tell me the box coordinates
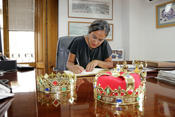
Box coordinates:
[58,0,123,50]
[59,0,175,61]
[121,0,130,60]
[128,0,175,61]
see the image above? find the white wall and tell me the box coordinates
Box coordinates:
[128,0,175,61]
[59,0,123,50]
[59,0,175,61]
[121,0,130,60]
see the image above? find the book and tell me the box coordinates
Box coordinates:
[64,68,106,77]
[147,61,175,68]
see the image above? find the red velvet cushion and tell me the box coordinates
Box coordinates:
[97,72,141,91]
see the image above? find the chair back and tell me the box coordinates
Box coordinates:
[54,36,75,71]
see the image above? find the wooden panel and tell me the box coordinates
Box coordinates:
[3,0,9,57]
[35,0,46,71]
[36,62,45,69]
[47,0,58,73]
[35,0,58,73]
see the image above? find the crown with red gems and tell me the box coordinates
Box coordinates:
[94,61,147,105]
[37,91,76,107]
[36,72,76,94]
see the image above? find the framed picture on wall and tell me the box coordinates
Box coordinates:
[68,0,113,20]
[156,1,175,28]
[68,21,113,41]
[111,49,124,61]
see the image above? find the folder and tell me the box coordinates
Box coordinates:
[147,61,175,68]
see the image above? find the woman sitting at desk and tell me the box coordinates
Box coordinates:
[66,19,113,74]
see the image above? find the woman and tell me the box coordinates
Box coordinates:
[66,19,113,74]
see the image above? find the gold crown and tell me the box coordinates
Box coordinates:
[36,72,77,94]
[94,100,144,116]
[37,91,76,107]
[94,61,147,105]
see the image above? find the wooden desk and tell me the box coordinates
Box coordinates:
[0,70,175,117]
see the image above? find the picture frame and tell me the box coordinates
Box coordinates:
[111,49,124,61]
[68,21,113,41]
[155,94,175,117]
[156,1,175,28]
[68,0,113,20]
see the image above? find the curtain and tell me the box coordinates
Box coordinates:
[8,0,34,31]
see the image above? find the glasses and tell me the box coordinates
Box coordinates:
[91,34,105,43]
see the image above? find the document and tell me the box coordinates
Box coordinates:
[0,93,14,100]
[64,68,106,77]
[0,84,14,100]
[156,70,175,85]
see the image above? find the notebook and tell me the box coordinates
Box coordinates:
[64,68,106,77]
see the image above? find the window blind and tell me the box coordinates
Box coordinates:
[8,0,34,31]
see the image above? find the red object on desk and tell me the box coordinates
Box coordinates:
[97,72,141,93]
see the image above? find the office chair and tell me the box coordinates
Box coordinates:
[54,36,75,71]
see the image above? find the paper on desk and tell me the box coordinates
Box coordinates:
[64,68,106,77]
[156,70,175,85]
[0,93,14,100]
[0,84,14,100]
[158,70,175,78]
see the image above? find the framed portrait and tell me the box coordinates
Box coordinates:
[156,1,175,28]
[155,94,175,117]
[68,0,113,20]
[111,49,124,61]
[68,21,113,41]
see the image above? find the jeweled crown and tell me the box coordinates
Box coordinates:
[94,61,147,105]
[36,72,77,107]
[36,72,76,93]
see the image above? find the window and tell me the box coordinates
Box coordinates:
[9,31,35,63]
[8,0,35,63]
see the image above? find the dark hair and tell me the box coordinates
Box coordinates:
[88,19,110,37]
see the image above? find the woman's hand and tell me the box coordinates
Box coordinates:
[72,65,84,74]
[67,53,84,74]
[86,60,98,72]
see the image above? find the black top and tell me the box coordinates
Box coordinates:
[68,36,112,68]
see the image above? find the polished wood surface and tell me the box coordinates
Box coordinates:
[0,70,175,117]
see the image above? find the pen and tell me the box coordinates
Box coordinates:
[76,57,80,65]
[76,57,83,72]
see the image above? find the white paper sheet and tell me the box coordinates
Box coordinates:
[64,68,106,77]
